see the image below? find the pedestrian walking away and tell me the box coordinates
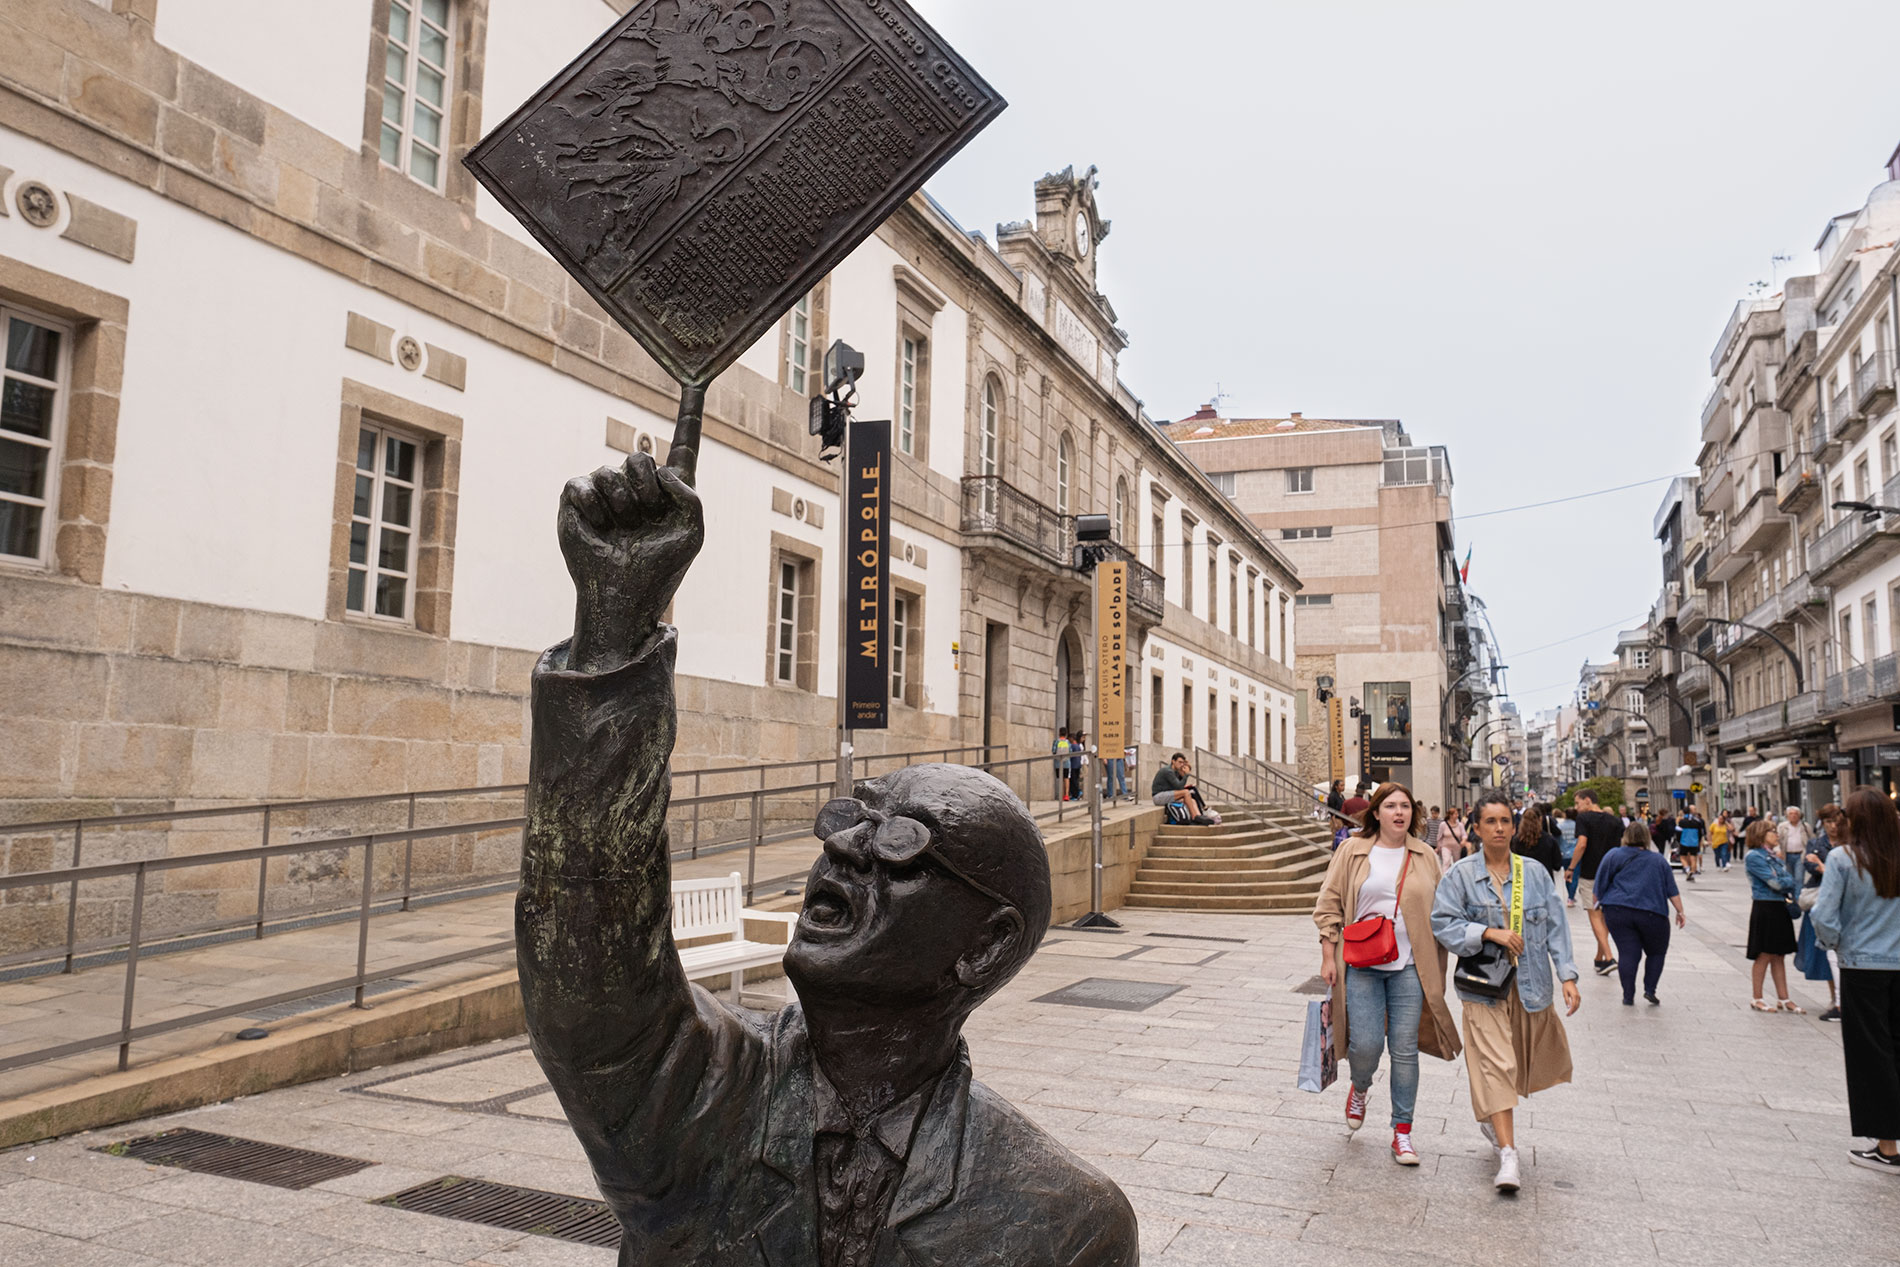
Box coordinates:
[1512,803,1564,877]
[1312,782,1462,1167]
[1744,818,1804,1013]
[1677,805,1706,880]
[1433,790,1582,1193]
[1566,790,1625,976]
[1811,789,1900,1174]
[1593,821,1686,1005]
[1068,730,1086,802]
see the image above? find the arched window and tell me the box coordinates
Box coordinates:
[1056,433,1073,516]
[979,378,1001,516]
[1114,476,1129,543]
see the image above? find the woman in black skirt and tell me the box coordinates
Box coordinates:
[1744,818,1803,1013]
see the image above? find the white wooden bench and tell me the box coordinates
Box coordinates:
[672,872,797,1007]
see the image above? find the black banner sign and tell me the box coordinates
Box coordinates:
[844,421,891,729]
[1830,752,1860,771]
[1358,713,1373,783]
[465,0,1005,387]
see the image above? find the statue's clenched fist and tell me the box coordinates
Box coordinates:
[559,452,703,675]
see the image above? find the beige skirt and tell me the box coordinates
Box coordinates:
[1462,983,1573,1120]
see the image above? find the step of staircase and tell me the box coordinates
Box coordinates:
[1122,892,1318,912]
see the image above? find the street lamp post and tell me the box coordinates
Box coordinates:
[1702,616,1805,693]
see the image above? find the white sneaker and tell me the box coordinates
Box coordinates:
[1495,1146,1521,1192]
[1478,1121,1500,1153]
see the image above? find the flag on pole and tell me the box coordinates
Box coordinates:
[1459,545,1472,584]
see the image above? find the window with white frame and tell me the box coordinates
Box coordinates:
[1056,432,1073,515]
[1207,471,1236,496]
[1281,526,1331,540]
[775,561,799,683]
[382,0,453,190]
[1286,467,1314,494]
[785,294,812,394]
[348,425,421,621]
[978,377,1000,515]
[1113,476,1128,542]
[899,336,920,454]
[1625,688,1643,713]
[0,309,69,565]
[1632,647,1650,669]
[1295,593,1332,607]
[891,592,915,706]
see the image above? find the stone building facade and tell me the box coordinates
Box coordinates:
[1156,413,1462,804]
[0,0,1297,916]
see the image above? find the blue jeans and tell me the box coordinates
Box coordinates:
[1566,866,1581,901]
[1345,964,1422,1127]
[1715,843,1730,868]
[1103,758,1128,799]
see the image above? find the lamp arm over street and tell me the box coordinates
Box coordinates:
[1701,616,1804,693]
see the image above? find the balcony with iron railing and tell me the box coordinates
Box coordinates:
[959,477,1164,624]
[1831,380,1866,445]
[1717,694,1821,744]
[1854,351,1896,418]
[1823,654,1900,715]
[1776,463,1820,513]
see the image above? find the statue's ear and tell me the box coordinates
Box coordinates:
[954,907,1025,990]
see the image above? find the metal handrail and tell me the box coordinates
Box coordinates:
[0,746,1038,1077]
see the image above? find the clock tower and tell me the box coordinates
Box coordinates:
[1034,164,1110,291]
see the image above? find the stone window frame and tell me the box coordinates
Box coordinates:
[360,0,490,209]
[892,266,943,463]
[766,532,821,692]
[328,379,462,636]
[779,278,831,398]
[890,583,924,710]
[976,372,1005,480]
[0,257,129,587]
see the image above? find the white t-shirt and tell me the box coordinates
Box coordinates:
[1354,844,1414,972]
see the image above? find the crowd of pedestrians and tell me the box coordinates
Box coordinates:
[1308,780,1900,1191]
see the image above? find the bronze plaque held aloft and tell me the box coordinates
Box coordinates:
[465,0,1005,389]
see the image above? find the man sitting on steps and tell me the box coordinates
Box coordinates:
[1151,752,1221,825]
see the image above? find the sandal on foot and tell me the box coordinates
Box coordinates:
[1778,1000,1806,1014]
[1750,999,1777,1012]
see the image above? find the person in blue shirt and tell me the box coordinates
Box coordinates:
[1594,821,1687,1005]
[1744,819,1803,1013]
[1811,790,1900,1174]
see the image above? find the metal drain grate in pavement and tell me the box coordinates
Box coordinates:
[1032,978,1184,1012]
[95,1128,373,1189]
[379,1176,620,1248]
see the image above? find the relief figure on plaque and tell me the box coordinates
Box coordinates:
[519,448,1140,1265]
[553,1,844,262]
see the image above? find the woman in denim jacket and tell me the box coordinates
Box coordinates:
[1432,791,1581,1192]
[1811,790,1900,1174]
[1744,819,1803,1013]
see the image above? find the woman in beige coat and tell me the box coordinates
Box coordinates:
[1313,782,1463,1165]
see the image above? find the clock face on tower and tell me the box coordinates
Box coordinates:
[1074,211,1090,258]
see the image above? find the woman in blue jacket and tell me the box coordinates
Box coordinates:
[1744,819,1803,1013]
[1594,821,1686,1006]
[1812,790,1900,1174]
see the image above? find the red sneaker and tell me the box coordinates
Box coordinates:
[1345,1086,1367,1131]
[1392,1131,1419,1165]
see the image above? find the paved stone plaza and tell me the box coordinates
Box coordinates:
[2,864,1892,1266]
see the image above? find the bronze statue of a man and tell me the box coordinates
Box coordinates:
[519,450,1140,1266]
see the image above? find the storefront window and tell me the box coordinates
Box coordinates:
[1364,682,1412,738]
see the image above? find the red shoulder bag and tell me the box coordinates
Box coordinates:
[1341,849,1411,968]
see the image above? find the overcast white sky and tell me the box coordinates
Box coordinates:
[911,0,1900,715]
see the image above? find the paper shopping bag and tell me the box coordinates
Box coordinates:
[1296,996,1337,1093]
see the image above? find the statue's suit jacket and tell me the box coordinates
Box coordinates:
[517,630,1140,1267]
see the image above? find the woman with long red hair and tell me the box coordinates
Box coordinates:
[1813,789,1900,1174]
[1313,782,1462,1166]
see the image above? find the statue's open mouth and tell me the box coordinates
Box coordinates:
[799,880,855,934]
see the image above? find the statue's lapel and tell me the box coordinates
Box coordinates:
[753,1007,817,1267]
[886,1041,971,1237]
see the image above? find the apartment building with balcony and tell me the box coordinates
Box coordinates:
[1156,414,1462,803]
[1649,147,1900,816]
[0,1,1299,840]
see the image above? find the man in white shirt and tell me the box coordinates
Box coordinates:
[1781,807,1809,882]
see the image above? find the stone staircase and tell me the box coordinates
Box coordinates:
[1123,804,1336,913]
